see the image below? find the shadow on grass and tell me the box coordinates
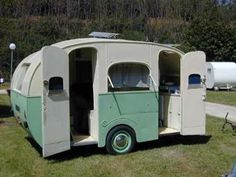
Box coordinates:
[25,137,43,156]
[135,135,212,152]
[25,134,211,162]
[0,105,13,118]
[0,92,12,118]
[25,136,107,161]
[47,145,107,162]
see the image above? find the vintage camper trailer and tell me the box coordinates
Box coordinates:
[206,62,236,90]
[11,37,206,157]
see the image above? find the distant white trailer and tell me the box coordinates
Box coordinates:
[206,62,236,90]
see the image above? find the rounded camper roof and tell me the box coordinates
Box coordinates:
[11,37,183,96]
[52,38,183,54]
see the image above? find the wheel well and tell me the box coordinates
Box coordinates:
[106,124,136,142]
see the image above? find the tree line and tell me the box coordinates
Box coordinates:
[0,0,236,78]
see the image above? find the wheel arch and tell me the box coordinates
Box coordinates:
[106,124,136,142]
[105,124,136,154]
[98,118,137,147]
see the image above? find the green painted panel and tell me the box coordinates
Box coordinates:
[98,91,159,147]
[11,91,42,146]
[11,91,27,123]
[27,98,42,146]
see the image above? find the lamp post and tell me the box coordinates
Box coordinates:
[9,43,16,82]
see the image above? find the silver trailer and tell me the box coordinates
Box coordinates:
[206,62,236,90]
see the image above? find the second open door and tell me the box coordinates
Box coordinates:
[181,51,206,135]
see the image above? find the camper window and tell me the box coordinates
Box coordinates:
[49,77,63,92]
[188,74,201,88]
[16,64,30,91]
[207,68,211,73]
[108,63,150,91]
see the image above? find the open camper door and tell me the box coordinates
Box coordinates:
[181,51,206,135]
[41,46,70,157]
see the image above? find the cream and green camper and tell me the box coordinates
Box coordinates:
[11,36,206,157]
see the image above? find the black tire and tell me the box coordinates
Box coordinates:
[106,125,136,155]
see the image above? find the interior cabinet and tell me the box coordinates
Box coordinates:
[160,94,181,130]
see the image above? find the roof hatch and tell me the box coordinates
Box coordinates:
[89,31,119,39]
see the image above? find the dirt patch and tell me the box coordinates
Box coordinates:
[161,149,185,159]
[0,120,17,126]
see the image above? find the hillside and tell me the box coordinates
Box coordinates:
[0,0,236,78]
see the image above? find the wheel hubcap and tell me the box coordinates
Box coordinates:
[112,132,131,153]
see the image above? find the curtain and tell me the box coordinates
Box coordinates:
[109,63,149,88]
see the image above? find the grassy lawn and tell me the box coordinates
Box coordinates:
[1,94,236,177]
[207,90,236,106]
[0,82,10,90]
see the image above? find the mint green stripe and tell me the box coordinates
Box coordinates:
[11,91,42,146]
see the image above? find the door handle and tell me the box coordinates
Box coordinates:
[201,75,206,85]
[43,80,49,86]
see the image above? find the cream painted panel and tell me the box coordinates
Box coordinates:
[181,51,206,135]
[106,43,160,92]
[12,64,26,91]
[12,52,39,92]
[97,44,108,93]
[89,44,106,140]
[107,43,150,65]
[22,52,41,96]
[162,94,181,130]
[89,47,100,140]
[29,64,42,96]
[149,46,159,91]
[41,46,70,157]
[169,96,181,130]
[11,62,24,90]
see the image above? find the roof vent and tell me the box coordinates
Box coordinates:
[163,44,181,47]
[89,32,119,39]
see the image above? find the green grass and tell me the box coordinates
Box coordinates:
[0,82,10,90]
[1,94,236,177]
[207,91,236,106]
[0,94,10,104]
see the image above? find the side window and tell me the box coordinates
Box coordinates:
[207,68,211,74]
[188,74,201,88]
[49,77,63,91]
[16,64,30,91]
[108,63,150,91]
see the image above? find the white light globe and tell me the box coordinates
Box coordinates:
[9,43,16,50]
